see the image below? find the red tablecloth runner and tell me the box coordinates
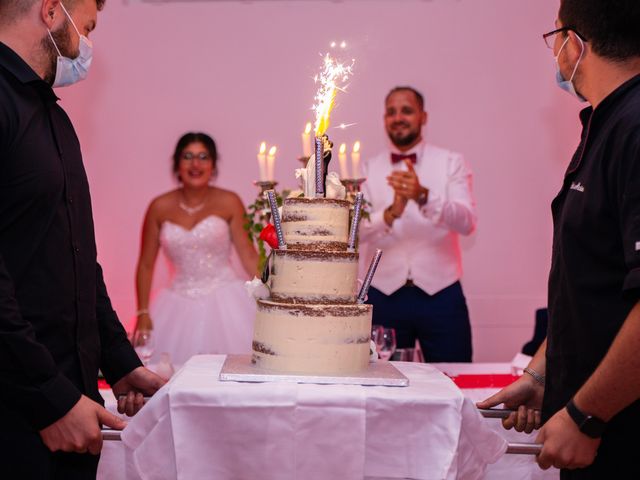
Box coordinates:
[449,374,520,389]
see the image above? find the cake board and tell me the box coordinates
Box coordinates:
[219,354,409,387]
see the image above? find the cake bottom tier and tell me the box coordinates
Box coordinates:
[252,300,372,375]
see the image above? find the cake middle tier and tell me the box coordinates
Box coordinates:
[270,249,358,303]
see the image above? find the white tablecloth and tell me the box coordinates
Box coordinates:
[434,363,559,480]
[99,355,507,480]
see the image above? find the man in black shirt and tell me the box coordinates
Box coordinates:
[478,0,640,477]
[0,0,165,478]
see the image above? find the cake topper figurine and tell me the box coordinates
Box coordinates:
[347,192,364,252]
[357,249,383,304]
[265,190,286,250]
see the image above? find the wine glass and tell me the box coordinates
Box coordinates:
[132,329,155,366]
[376,328,396,361]
[371,324,384,347]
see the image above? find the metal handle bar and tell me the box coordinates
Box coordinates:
[102,429,122,441]
[479,408,543,455]
[102,408,546,455]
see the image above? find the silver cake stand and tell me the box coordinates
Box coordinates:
[219,354,409,387]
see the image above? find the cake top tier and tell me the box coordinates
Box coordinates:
[281,196,351,251]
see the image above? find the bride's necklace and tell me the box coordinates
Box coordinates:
[178,192,206,216]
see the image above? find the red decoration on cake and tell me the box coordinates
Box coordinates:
[259,223,279,249]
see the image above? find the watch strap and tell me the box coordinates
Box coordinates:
[566,398,606,438]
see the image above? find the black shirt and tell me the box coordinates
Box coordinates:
[545,75,640,437]
[0,42,141,430]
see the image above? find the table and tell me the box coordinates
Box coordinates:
[98,355,508,480]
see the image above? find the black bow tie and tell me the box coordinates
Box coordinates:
[391,153,417,164]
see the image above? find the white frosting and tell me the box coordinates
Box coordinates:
[281,198,350,248]
[252,301,372,375]
[270,251,357,302]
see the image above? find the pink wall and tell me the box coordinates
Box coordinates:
[59,0,581,361]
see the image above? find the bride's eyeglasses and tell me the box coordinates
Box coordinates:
[181,152,212,163]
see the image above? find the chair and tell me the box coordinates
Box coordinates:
[521,308,548,356]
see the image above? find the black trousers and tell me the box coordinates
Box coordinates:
[366,281,472,362]
[0,407,99,480]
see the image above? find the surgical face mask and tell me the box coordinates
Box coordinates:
[47,2,93,88]
[554,34,586,102]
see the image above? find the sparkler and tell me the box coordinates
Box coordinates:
[313,51,355,137]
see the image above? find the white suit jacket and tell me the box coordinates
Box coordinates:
[359,142,477,295]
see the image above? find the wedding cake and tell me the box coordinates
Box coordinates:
[248,51,376,375]
[251,196,373,375]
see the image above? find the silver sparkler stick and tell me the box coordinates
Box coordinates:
[347,192,364,252]
[315,137,324,196]
[265,190,286,249]
[357,249,382,303]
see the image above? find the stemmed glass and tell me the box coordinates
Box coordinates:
[132,329,155,366]
[371,325,384,348]
[375,327,397,361]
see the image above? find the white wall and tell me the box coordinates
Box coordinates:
[60,0,582,361]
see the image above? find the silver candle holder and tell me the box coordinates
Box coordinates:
[253,180,278,195]
[340,178,366,203]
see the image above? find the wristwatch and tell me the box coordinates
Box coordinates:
[416,187,429,207]
[565,398,607,438]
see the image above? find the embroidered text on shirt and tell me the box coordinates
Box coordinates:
[570,182,585,192]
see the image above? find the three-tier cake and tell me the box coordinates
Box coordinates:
[251,197,372,375]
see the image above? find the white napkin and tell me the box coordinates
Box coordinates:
[244,276,270,300]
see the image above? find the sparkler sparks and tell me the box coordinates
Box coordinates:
[313,49,355,137]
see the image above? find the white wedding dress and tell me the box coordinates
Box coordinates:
[149,215,255,365]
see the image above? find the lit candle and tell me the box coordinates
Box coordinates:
[301,122,312,158]
[267,146,277,181]
[257,142,267,182]
[351,141,361,179]
[338,143,349,179]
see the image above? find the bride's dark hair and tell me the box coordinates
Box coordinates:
[172,132,218,176]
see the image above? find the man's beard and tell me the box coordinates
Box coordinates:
[388,126,421,148]
[40,22,74,85]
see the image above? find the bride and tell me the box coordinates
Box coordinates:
[134,132,259,365]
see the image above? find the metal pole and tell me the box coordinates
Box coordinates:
[479,408,543,455]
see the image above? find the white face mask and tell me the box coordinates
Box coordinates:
[554,34,586,102]
[47,2,93,88]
